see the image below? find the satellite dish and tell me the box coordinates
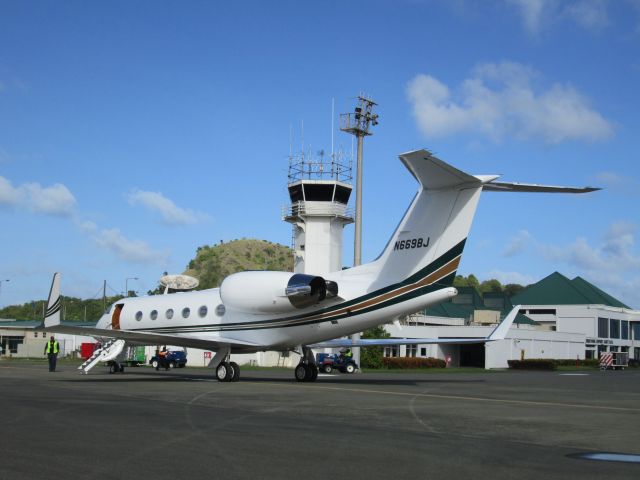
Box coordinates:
[159,274,199,293]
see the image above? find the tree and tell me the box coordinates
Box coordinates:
[479,279,503,293]
[360,325,391,369]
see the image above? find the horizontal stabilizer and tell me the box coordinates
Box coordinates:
[483,181,599,194]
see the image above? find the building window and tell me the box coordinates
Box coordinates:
[585,350,594,360]
[150,310,158,320]
[6,336,23,354]
[166,309,174,320]
[610,319,620,339]
[621,321,629,340]
[182,307,190,319]
[33,332,38,338]
[198,305,208,318]
[420,347,427,357]
[384,346,399,357]
[135,311,143,321]
[405,344,417,357]
[528,309,557,315]
[598,317,608,338]
[633,323,640,340]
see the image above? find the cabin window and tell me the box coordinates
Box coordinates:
[182,307,191,319]
[215,304,226,316]
[166,309,174,320]
[198,305,208,318]
[135,311,143,321]
[150,310,158,320]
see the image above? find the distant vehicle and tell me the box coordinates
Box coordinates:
[149,350,187,369]
[315,352,358,374]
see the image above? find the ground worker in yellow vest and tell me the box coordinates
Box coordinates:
[44,335,60,372]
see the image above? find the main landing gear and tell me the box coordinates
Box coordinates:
[295,346,318,382]
[216,361,240,382]
[210,346,240,382]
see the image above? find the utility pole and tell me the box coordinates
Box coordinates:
[102,280,107,313]
[340,95,379,367]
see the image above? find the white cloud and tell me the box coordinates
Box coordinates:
[564,0,609,30]
[536,221,640,306]
[406,62,613,144]
[487,269,537,286]
[502,230,532,257]
[92,227,170,265]
[126,189,209,225]
[507,0,549,34]
[506,0,610,34]
[0,176,76,217]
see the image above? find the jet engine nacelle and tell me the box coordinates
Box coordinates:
[219,271,338,314]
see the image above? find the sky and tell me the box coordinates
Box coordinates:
[0,0,639,310]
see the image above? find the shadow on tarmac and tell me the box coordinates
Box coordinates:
[61,368,485,386]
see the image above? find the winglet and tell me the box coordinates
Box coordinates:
[487,305,520,341]
[43,273,62,328]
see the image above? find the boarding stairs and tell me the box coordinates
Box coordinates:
[78,339,126,374]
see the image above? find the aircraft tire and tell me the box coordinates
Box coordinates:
[216,362,233,382]
[230,361,240,382]
[294,364,308,382]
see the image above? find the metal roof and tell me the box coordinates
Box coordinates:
[511,272,629,309]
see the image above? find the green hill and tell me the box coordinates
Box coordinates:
[185,239,294,289]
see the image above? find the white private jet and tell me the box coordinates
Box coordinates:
[42,149,597,381]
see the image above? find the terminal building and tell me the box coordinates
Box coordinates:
[382,272,640,368]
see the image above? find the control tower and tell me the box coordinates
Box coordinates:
[283,149,353,275]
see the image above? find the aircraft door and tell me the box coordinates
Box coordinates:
[112,304,124,330]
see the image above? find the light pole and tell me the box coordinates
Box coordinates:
[340,95,378,368]
[340,95,378,267]
[125,277,139,297]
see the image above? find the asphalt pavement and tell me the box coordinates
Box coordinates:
[1,361,639,479]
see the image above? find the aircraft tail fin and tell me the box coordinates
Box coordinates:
[43,273,62,328]
[367,150,488,289]
[357,150,597,293]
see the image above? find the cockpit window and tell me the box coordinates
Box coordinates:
[104,303,114,315]
[182,307,190,319]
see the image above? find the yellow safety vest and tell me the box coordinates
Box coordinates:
[46,341,59,354]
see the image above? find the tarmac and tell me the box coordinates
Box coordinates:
[1,361,639,479]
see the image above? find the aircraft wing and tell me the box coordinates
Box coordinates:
[310,305,519,349]
[42,323,263,352]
